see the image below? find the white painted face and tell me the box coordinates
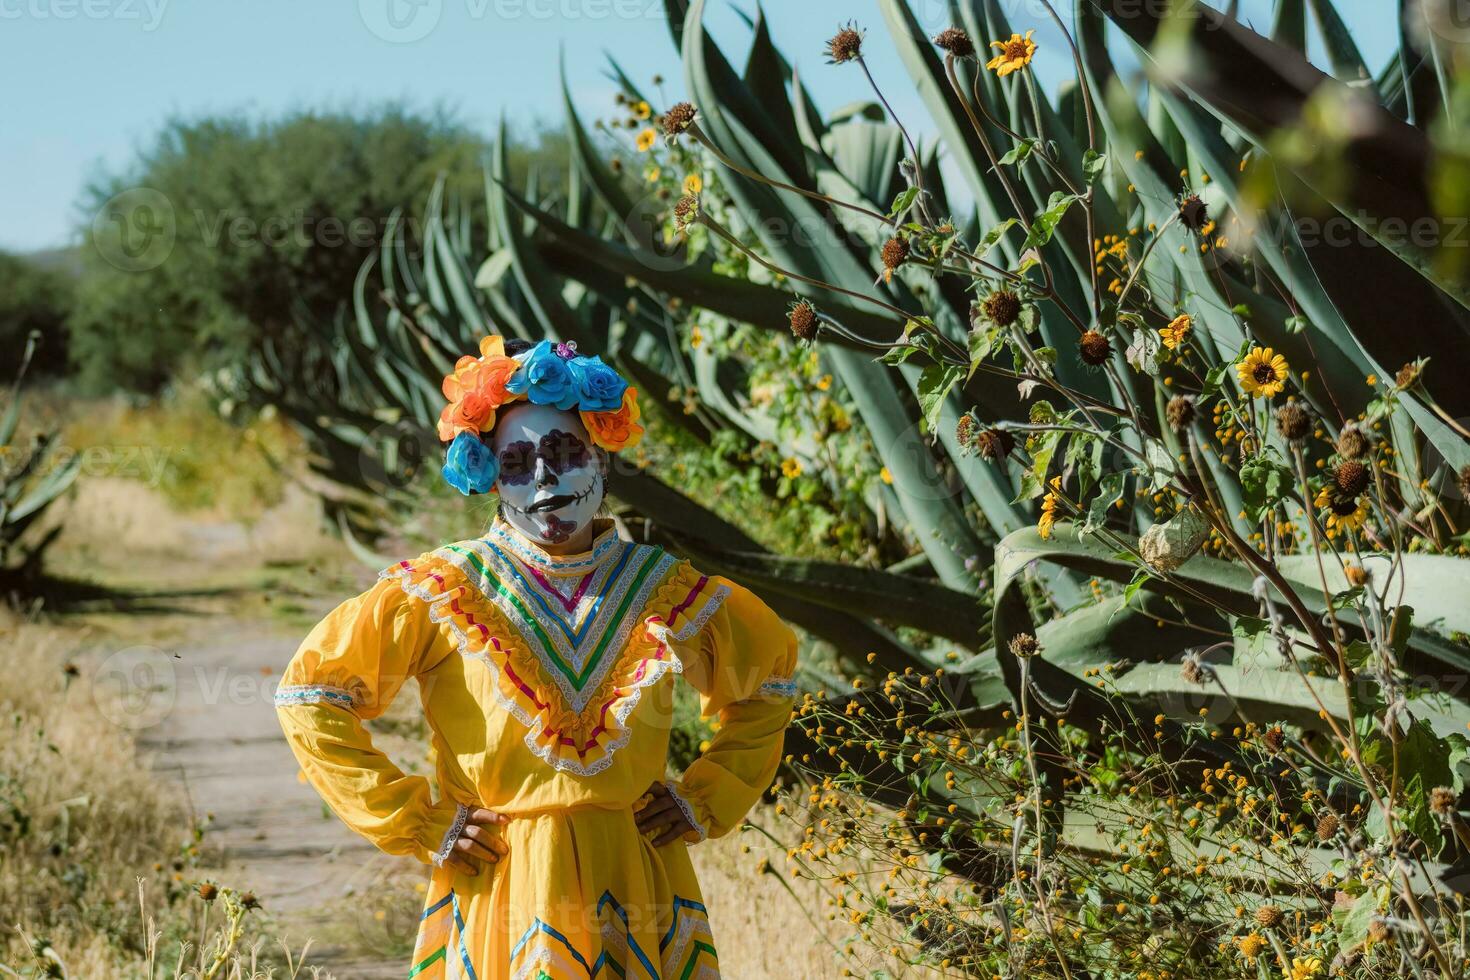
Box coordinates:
[491,403,606,546]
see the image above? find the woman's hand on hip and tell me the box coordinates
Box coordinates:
[633,781,698,847]
[443,807,510,876]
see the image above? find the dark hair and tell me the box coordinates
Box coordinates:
[503,337,534,357]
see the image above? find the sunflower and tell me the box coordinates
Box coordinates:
[1159,313,1191,350]
[986,30,1037,78]
[1038,476,1062,540]
[1237,347,1289,398]
[1315,485,1368,536]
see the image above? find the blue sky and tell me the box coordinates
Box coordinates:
[0,0,1398,252]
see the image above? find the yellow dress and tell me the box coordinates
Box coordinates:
[276,519,798,979]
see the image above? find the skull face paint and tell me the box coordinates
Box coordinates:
[491,403,605,546]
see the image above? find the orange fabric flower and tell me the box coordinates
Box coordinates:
[476,354,522,408]
[438,389,497,442]
[442,355,486,401]
[581,388,644,452]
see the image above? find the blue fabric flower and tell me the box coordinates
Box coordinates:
[505,340,579,410]
[570,355,629,413]
[442,431,499,495]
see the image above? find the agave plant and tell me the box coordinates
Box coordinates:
[252,2,1470,969]
[0,331,80,597]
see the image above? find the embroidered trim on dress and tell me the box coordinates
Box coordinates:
[665,782,708,841]
[380,558,690,778]
[439,541,679,714]
[273,685,356,709]
[755,675,799,700]
[431,803,471,867]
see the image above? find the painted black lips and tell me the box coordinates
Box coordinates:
[527,494,576,513]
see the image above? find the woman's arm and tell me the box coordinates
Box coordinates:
[640,579,798,843]
[276,575,501,870]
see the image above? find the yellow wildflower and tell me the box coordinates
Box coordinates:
[781,457,803,479]
[986,30,1037,77]
[1038,476,1061,540]
[633,100,651,120]
[1237,347,1289,398]
[636,128,657,152]
[683,173,703,195]
[1160,314,1191,350]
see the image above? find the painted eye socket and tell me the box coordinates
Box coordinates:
[539,430,589,474]
[497,440,536,485]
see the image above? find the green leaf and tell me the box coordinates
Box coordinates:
[917,364,963,435]
[1239,455,1295,521]
[1021,192,1079,251]
[889,186,920,217]
[1082,149,1108,185]
[1083,473,1125,534]
[998,139,1039,167]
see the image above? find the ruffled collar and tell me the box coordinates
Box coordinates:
[485,518,621,576]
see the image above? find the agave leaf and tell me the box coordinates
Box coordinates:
[1305,0,1371,83]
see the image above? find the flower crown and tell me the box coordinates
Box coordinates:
[438,336,643,496]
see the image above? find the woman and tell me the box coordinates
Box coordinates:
[275,335,798,978]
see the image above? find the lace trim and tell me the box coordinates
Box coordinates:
[666,782,708,841]
[669,583,730,642]
[431,803,471,868]
[381,561,685,778]
[273,685,356,709]
[755,675,799,700]
[485,519,621,574]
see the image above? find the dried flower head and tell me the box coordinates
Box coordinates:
[1180,654,1205,685]
[1178,194,1209,232]
[240,892,261,911]
[672,194,699,227]
[1166,395,1196,433]
[1395,360,1422,389]
[1254,905,1284,929]
[881,235,910,271]
[982,289,1022,327]
[197,882,219,902]
[1274,401,1311,443]
[1430,785,1457,816]
[1078,329,1112,366]
[933,27,975,58]
[1344,563,1368,587]
[1008,632,1039,659]
[1366,919,1391,945]
[1263,726,1285,754]
[955,413,977,449]
[1336,424,1370,460]
[1333,460,1370,498]
[1314,812,1339,841]
[1457,464,1470,501]
[662,102,697,139]
[827,24,865,64]
[788,300,818,343]
[976,427,1015,462]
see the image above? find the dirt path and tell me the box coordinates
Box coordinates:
[60,480,854,979]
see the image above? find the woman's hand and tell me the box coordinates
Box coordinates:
[443,807,510,876]
[633,781,699,847]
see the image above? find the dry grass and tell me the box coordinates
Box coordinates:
[0,614,186,974]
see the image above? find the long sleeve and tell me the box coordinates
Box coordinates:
[669,579,798,840]
[275,574,461,865]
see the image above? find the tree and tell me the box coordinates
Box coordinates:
[0,251,74,379]
[67,105,568,392]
